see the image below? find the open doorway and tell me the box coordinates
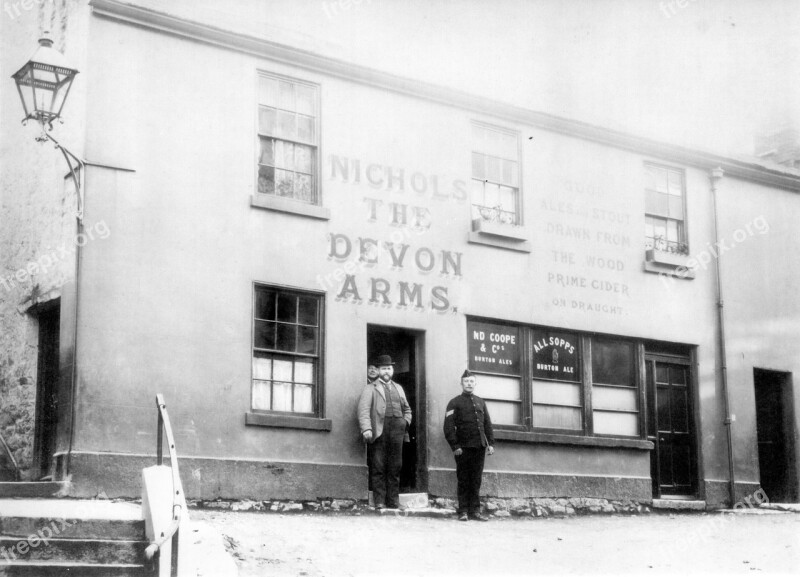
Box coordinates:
[367,324,427,493]
[754,369,797,503]
[33,301,61,480]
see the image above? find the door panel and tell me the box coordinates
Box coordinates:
[648,358,696,498]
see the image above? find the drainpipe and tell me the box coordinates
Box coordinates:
[709,167,736,506]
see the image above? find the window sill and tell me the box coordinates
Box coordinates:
[494,429,654,450]
[250,194,331,220]
[245,412,332,431]
[643,249,695,279]
[467,220,531,252]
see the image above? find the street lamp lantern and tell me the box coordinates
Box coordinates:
[11,34,79,129]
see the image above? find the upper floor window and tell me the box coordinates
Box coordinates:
[257,73,319,204]
[252,285,323,416]
[471,123,520,226]
[645,164,687,254]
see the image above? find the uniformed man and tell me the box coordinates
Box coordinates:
[443,369,495,521]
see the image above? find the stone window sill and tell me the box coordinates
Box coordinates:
[245,412,332,431]
[643,249,695,279]
[468,219,531,252]
[251,194,331,220]
[494,428,653,450]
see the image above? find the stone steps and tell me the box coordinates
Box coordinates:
[0,499,149,576]
[0,483,67,499]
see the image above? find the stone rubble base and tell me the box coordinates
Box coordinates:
[190,496,651,517]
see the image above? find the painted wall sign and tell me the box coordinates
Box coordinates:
[531,329,580,382]
[468,320,520,375]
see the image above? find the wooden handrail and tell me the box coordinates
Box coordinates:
[144,394,182,577]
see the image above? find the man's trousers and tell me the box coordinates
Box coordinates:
[368,416,406,508]
[455,447,486,515]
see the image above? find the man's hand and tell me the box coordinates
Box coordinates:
[363,431,373,442]
[453,448,463,456]
[487,446,494,456]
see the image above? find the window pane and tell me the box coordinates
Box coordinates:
[487,155,501,183]
[295,84,315,116]
[645,165,657,190]
[277,294,298,322]
[258,166,275,195]
[668,171,683,196]
[591,339,633,386]
[593,410,638,436]
[652,218,667,242]
[295,145,313,174]
[278,80,294,110]
[593,385,637,412]
[254,320,276,349]
[297,325,317,354]
[531,380,581,406]
[484,182,499,207]
[485,400,521,425]
[252,379,271,410]
[499,132,517,159]
[477,374,521,401]
[253,357,272,380]
[654,167,668,192]
[295,173,313,202]
[298,296,318,325]
[258,106,276,135]
[258,77,277,107]
[671,366,686,385]
[498,186,516,215]
[276,324,297,351]
[275,169,294,197]
[259,137,275,166]
[504,160,519,186]
[667,220,679,243]
[470,179,484,206]
[656,365,669,383]
[295,361,315,384]
[279,140,295,170]
[273,359,293,382]
[294,384,313,413]
[276,110,297,140]
[645,216,654,239]
[272,381,292,411]
[532,405,582,430]
[472,152,486,180]
[297,115,315,143]
[645,189,669,216]
[255,290,276,320]
[668,195,684,219]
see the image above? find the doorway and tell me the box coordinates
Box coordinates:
[33,301,60,480]
[367,325,427,493]
[754,369,797,503]
[646,354,697,498]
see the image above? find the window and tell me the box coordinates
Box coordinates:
[471,123,520,225]
[531,329,582,431]
[467,320,523,425]
[645,164,687,254]
[467,318,646,443]
[252,285,322,415]
[589,338,638,437]
[257,73,319,204]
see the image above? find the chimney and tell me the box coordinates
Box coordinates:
[755,123,800,169]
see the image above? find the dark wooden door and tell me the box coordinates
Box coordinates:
[754,369,794,502]
[34,304,60,479]
[648,359,696,497]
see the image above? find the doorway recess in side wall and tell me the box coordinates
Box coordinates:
[754,368,797,503]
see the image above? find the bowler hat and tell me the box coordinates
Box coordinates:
[374,354,395,367]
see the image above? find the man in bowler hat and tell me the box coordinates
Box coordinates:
[443,370,495,521]
[358,355,412,509]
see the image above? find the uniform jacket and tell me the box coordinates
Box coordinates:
[358,379,412,443]
[443,392,495,451]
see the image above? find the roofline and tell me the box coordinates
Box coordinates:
[90,0,800,192]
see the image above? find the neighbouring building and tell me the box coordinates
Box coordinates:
[1,0,798,508]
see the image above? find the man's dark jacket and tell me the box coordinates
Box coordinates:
[443,392,495,450]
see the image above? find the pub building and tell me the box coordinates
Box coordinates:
[1,0,798,510]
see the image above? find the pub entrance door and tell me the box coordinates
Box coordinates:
[646,354,697,498]
[366,325,427,493]
[754,368,797,503]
